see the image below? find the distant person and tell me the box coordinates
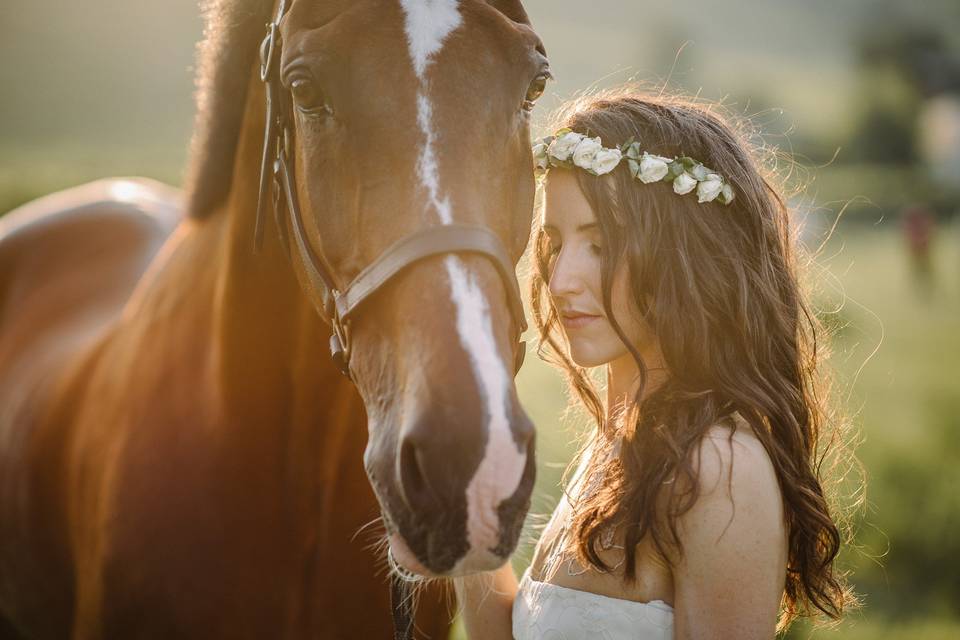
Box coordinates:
[456,87,858,639]
[901,204,936,294]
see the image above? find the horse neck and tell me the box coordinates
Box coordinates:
[207,68,342,424]
[200,78,372,563]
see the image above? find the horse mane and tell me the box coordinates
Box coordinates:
[185,0,274,218]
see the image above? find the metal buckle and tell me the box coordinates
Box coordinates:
[329,302,352,378]
[259,22,278,82]
[271,159,282,217]
[282,127,292,159]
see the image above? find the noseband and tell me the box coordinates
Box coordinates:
[255,3,527,637]
[255,0,527,381]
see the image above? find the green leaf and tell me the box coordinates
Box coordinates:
[627,158,640,178]
[718,183,735,204]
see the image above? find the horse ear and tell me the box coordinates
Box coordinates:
[485,0,531,25]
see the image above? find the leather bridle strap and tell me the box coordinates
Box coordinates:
[255,0,290,256]
[335,224,528,330]
[278,150,528,377]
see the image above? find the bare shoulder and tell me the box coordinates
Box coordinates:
[689,419,781,500]
[667,417,787,554]
[665,417,789,636]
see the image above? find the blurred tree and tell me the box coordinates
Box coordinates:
[847,4,960,167]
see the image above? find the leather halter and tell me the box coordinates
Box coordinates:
[256,7,528,637]
[255,0,527,381]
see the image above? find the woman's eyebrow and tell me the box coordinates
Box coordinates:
[541,222,598,233]
[540,222,600,233]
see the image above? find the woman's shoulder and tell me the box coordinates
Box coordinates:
[695,415,779,491]
[662,414,790,626]
[667,414,785,534]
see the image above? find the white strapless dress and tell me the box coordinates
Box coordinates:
[511,436,674,639]
[512,567,674,639]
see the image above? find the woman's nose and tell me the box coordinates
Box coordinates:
[548,249,585,298]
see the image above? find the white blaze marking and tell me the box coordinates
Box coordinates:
[446,257,526,561]
[398,0,463,77]
[398,0,527,565]
[415,94,453,224]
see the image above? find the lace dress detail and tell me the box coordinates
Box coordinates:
[512,568,673,639]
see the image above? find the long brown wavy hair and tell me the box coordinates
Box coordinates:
[529,86,860,633]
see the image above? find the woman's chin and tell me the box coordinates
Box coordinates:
[568,347,607,369]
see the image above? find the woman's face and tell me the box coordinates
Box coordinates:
[542,170,650,369]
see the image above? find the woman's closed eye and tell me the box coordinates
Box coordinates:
[546,242,602,258]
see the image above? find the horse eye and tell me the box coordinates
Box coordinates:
[523,72,550,111]
[290,77,331,116]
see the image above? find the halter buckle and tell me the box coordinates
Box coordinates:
[329,307,352,379]
[259,22,279,82]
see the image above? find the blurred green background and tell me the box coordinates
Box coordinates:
[2,1,958,638]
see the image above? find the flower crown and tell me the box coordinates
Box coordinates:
[532,129,735,205]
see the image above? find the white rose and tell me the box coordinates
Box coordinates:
[547,131,583,162]
[697,174,724,203]
[719,183,735,204]
[638,153,670,183]
[532,142,550,170]
[690,164,710,181]
[672,172,697,195]
[571,136,603,171]
[591,147,622,175]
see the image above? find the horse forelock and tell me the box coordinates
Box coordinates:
[185,0,274,219]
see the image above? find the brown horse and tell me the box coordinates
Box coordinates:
[0,0,549,638]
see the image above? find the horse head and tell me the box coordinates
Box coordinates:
[258,0,549,576]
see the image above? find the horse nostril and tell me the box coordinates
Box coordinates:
[399,438,433,510]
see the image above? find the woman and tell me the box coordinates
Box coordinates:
[454,86,857,639]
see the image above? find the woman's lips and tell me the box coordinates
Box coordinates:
[560,312,601,330]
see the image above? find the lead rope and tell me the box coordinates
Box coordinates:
[390,574,415,640]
